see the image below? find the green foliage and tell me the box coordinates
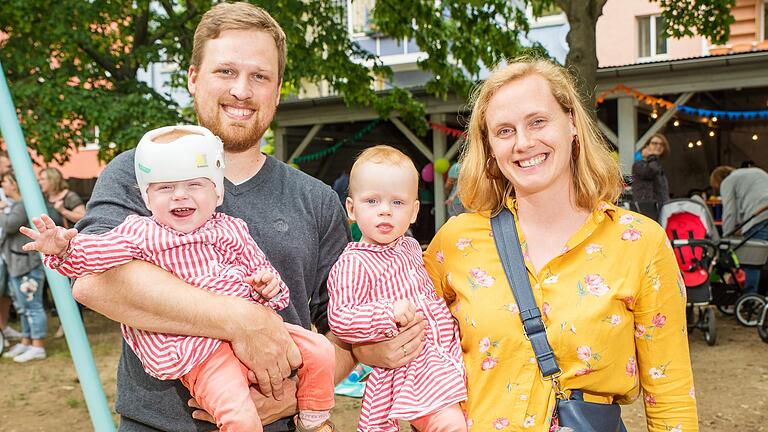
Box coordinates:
[0,0,534,163]
[655,0,735,45]
[373,1,535,99]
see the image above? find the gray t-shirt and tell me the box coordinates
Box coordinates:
[720,167,768,235]
[76,152,351,432]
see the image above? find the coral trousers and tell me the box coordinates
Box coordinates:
[181,323,335,432]
[409,404,467,432]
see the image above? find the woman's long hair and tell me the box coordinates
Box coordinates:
[459,57,623,214]
[39,167,68,196]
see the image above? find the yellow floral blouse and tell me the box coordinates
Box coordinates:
[424,200,698,432]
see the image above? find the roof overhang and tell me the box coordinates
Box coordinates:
[275,51,768,127]
[275,87,466,127]
[596,51,768,97]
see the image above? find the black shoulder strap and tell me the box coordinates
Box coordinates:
[491,208,561,378]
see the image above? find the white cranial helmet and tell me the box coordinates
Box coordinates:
[134,125,225,207]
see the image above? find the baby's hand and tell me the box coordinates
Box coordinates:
[393,299,417,328]
[20,214,76,258]
[246,270,281,300]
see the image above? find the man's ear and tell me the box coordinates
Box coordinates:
[187,66,199,96]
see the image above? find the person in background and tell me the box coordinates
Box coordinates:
[710,165,768,294]
[332,168,350,205]
[631,133,670,220]
[0,172,48,362]
[38,167,86,229]
[444,161,464,218]
[38,167,86,338]
[0,151,23,342]
[740,160,756,169]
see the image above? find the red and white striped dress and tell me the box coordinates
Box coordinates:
[328,236,467,431]
[45,213,289,380]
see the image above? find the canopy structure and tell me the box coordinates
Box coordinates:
[275,51,768,230]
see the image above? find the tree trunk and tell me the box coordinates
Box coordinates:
[558,0,607,111]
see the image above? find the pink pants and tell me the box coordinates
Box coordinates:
[409,404,467,432]
[181,323,336,432]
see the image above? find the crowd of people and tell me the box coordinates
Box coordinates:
[0,152,86,362]
[3,2,768,432]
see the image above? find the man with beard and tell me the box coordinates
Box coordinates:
[71,3,426,431]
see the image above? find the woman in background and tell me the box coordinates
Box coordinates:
[631,133,670,220]
[38,167,85,229]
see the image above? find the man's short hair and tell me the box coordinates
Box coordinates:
[192,2,287,82]
[710,165,735,190]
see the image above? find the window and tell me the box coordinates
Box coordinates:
[638,15,668,58]
[348,0,376,35]
[763,1,767,40]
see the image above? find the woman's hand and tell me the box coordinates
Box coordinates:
[189,377,299,427]
[352,314,426,368]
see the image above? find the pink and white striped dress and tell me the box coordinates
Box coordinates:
[45,212,289,380]
[328,236,467,431]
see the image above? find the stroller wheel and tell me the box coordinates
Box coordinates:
[758,307,768,343]
[0,330,4,356]
[735,294,766,327]
[703,308,716,346]
[717,304,735,316]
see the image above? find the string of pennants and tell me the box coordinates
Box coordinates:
[292,119,381,163]
[596,84,768,120]
[429,121,465,138]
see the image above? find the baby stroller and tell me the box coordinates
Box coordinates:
[660,199,768,345]
[659,198,721,345]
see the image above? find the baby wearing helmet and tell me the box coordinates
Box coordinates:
[21,125,337,432]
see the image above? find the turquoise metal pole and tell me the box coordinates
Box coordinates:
[0,61,115,431]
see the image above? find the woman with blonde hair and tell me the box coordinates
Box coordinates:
[420,58,698,431]
[38,167,85,228]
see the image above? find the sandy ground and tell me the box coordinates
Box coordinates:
[1,310,766,432]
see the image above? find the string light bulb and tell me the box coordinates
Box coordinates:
[753,134,759,141]
[708,130,715,137]
[650,109,658,119]
[673,119,680,127]
[696,140,702,146]
[711,116,718,123]
[688,142,694,148]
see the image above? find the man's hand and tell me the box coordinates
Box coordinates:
[189,378,299,427]
[353,314,426,369]
[20,214,76,257]
[246,271,281,300]
[393,299,417,327]
[228,304,302,400]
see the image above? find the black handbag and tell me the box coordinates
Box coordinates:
[491,208,627,432]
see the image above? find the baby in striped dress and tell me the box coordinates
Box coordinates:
[21,125,337,432]
[328,145,468,432]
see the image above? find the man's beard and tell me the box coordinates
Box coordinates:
[195,99,272,153]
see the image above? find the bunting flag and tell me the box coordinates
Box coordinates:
[292,119,380,164]
[429,121,465,138]
[596,84,768,120]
